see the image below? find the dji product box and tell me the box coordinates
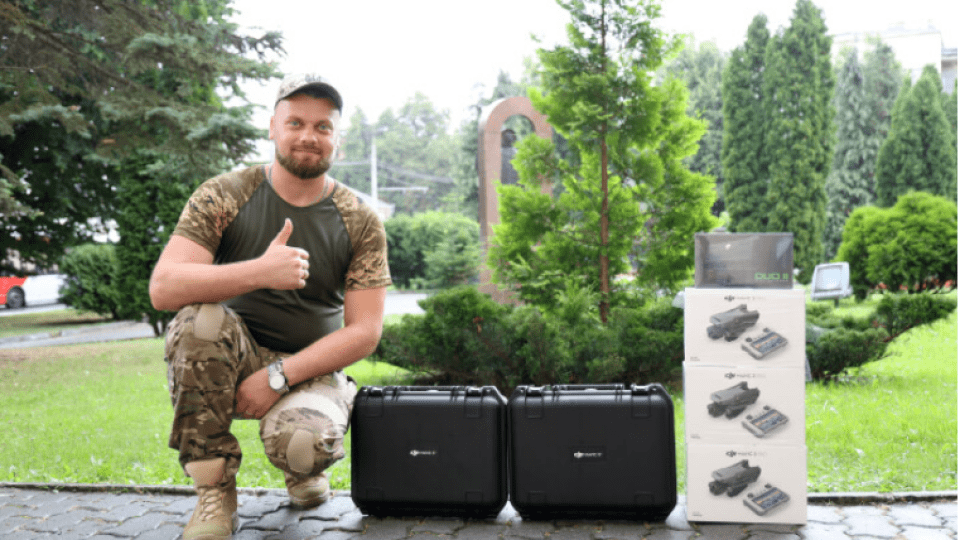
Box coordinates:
[684,365,805,445]
[695,233,794,289]
[684,288,805,368]
[686,443,807,525]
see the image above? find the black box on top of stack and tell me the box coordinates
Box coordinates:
[508,384,677,521]
[350,385,508,518]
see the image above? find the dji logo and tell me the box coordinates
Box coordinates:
[409,450,437,457]
[573,452,603,459]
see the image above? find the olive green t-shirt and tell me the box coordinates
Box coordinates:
[172,165,391,353]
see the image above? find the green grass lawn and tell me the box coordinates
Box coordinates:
[0,302,955,494]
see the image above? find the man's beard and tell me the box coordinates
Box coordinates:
[276,147,332,179]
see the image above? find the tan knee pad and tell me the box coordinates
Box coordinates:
[287,429,316,475]
[263,409,345,477]
[193,304,225,342]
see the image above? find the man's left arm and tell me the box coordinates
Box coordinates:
[235,286,387,419]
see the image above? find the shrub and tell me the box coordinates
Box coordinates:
[59,243,122,319]
[873,292,958,337]
[610,297,685,383]
[805,291,956,381]
[374,286,516,388]
[836,192,957,299]
[373,285,685,393]
[806,327,889,381]
[384,212,480,289]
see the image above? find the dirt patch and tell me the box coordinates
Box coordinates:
[0,343,114,367]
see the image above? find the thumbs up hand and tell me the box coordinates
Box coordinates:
[260,218,310,290]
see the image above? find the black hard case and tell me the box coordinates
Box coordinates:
[508,384,677,520]
[350,385,508,517]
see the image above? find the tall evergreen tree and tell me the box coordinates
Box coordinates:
[823,49,869,260]
[721,14,769,232]
[862,40,904,146]
[660,40,726,215]
[823,41,903,259]
[762,0,834,282]
[876,65,957,206]
[491,0,717,321]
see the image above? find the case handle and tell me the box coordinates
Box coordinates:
[552,384,626,392]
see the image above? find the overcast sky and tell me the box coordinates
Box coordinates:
[229,0,957,161]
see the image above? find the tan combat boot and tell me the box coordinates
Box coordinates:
[183,458,239,540]
[284,471,329,509]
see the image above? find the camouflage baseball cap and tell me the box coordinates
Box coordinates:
[275,74,343,110]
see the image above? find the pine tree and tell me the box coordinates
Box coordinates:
[876,65,957,206]
[762,0,834,282]
[721,14,769,232]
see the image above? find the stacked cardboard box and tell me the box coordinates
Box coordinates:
[684,234,807,525]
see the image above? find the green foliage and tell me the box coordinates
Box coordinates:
[373,285,684,394]
[339,94,458,215]
[492,0,716,319]
[806,326,889,381]
[659,40,727,215]
[58,243,122,319]
[836,192,957,299]
[823,42,902,260]
[113,151,196,335]
[805,291,957,381]
[384,211,481,289]
[876,65,957,206]
[721,14,770,233]
[0,0,281,272]
[874,292,958,338]
[374,286,515,387]
[761,0,835,283]
[423,225,482,289]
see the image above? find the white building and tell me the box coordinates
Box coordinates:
[831,21,957,93]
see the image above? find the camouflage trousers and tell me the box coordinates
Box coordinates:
[164,303,357,483]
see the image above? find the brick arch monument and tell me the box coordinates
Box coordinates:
[477,96,553,302]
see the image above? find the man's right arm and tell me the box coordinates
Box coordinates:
[149,219,310,312]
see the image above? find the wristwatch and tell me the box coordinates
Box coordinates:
[267,360,290,395]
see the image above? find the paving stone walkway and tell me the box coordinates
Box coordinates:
[1,485,955,539]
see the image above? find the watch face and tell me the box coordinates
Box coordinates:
[269,373,284,390]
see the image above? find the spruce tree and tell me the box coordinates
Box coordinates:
[721,14,769,232]
[876,65,956,206]
[823,49,870,260]
[762,0,834,282]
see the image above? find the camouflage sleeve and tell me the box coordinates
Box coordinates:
[172,167,262,255]
[336,186,392,291]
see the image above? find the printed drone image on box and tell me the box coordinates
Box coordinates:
[686,443,807,525]
[694,233,794,289]
[684,288,805,368]
[684,365,806,445]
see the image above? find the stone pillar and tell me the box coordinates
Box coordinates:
[477,97,553,302]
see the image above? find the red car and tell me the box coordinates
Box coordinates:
[0,274,66,309]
